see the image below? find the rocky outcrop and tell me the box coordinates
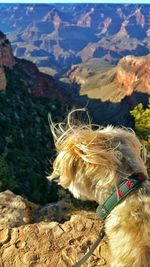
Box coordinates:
[117,54,150,95]
[0,32,15,69]
[0,31,15,90]
[0,67,7,90]
[0,191,109,267]
[0,190,37,228]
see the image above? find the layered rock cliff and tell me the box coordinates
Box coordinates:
[117,55,150,96]
[68,55,150,103]
[0,31,15,69]
[0,31,15,90]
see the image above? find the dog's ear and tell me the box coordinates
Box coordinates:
[112,129,148,176]
[113,129,142,159]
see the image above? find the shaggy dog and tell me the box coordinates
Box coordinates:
[49,110,150,267]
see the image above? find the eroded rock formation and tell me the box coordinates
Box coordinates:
[68,55,150,102]
[0,31,15,90]
[117,54,150,95]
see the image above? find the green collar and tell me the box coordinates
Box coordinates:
[97,173,147,222]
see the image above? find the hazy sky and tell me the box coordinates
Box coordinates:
[1,0,150,3]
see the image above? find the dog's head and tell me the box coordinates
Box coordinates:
[48,110,147,203]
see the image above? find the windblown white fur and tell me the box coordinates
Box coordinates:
[49,110,150,267]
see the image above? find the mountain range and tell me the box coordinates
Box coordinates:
[1,4,150,77]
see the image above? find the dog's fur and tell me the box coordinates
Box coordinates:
[49,111,150,267]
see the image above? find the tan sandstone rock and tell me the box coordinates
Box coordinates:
[0,67,7,90]
[0,191,109,267]
[0,211,109,267]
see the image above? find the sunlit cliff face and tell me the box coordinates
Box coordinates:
[0,33,15,90]
[117,55,150,95]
